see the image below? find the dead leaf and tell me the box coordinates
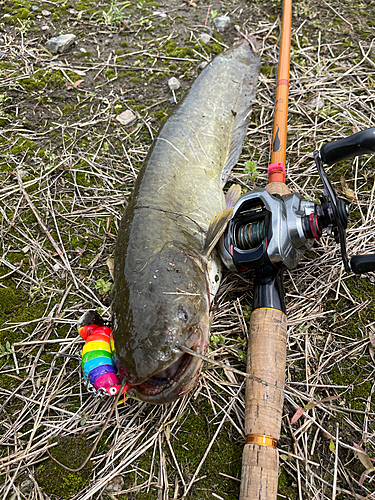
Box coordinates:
[292,393,344,424]
[291,407,305,424]
[340,175,357,200]
[370,345,374,362]
[359,469,371,486]
[107,257,114,280]
[343,187,357,200]
[353,442,374,470]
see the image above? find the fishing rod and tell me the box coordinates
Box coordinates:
[217,0,375,497]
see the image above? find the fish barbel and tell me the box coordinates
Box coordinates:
[112,40,260,403]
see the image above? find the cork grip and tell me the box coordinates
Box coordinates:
[240,308,287,500]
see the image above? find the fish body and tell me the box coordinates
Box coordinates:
[112,40,260,403]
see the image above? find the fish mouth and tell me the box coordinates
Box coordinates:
[128,342,205,403]
[136,352,191,396]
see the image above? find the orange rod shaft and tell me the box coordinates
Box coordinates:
[269,0,292,184]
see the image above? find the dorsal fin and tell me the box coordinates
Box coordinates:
[225,184,242,208]
[219,44,261,187]
[202,207,233,260]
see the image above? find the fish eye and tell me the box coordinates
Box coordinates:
[178,310,188,323]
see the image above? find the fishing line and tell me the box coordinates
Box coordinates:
[177,345,285,394]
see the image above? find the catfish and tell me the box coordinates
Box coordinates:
[112,40,260,403]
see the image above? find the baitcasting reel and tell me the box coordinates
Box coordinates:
[219,128,375,274]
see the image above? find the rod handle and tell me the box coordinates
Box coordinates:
[240,308,287,500]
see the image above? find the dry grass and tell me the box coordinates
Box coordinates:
[0,0,375,499]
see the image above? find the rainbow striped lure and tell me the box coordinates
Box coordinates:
[78,322,128,397]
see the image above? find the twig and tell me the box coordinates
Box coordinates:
[332,423,339,500]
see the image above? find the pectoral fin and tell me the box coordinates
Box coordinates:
[225,184,242,208]
[202,207,233,261]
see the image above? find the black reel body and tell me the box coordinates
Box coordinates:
[219,127,375,274]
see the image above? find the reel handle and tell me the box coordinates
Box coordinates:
[351,254,375,274]
[320,127,375,165]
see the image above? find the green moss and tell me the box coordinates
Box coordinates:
[62,103,76,115]
[0,274,55,390]
[0,111,14,127]
[11,138,37,155]
[3,14,16,25]
[132,104,145,112]
[127,400,243,499]
[278,467,298,498]
[36,436,92,498]
[3,6,31,24]
[21,69,70,91]
[261,65,274,76]
[164,40,176,53]
[0,286,23,326]
[114,103,124,113]
[129,76,142,83]
[210,42,223,55]
[168,46,194,58]
[105,69,116,79]
[74,170,91,187]
[153,109,168,123]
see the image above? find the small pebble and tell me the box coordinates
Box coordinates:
[199,61,208,70]
[213,15,231,33]
[153,10,167,18]
[53,263,61,272]
[308,96,325,110]
[20,479,33,493]
[42,9,51,16]
[116,110,136,126]
[104,476,124,493]
[46,34,76,54]
[168,76,181,91]
[199,33,211,44]
[41,25,49,31]
[80,47,86,53]
[31,5,38,11]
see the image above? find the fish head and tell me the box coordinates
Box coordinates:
[112,243,212,403]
